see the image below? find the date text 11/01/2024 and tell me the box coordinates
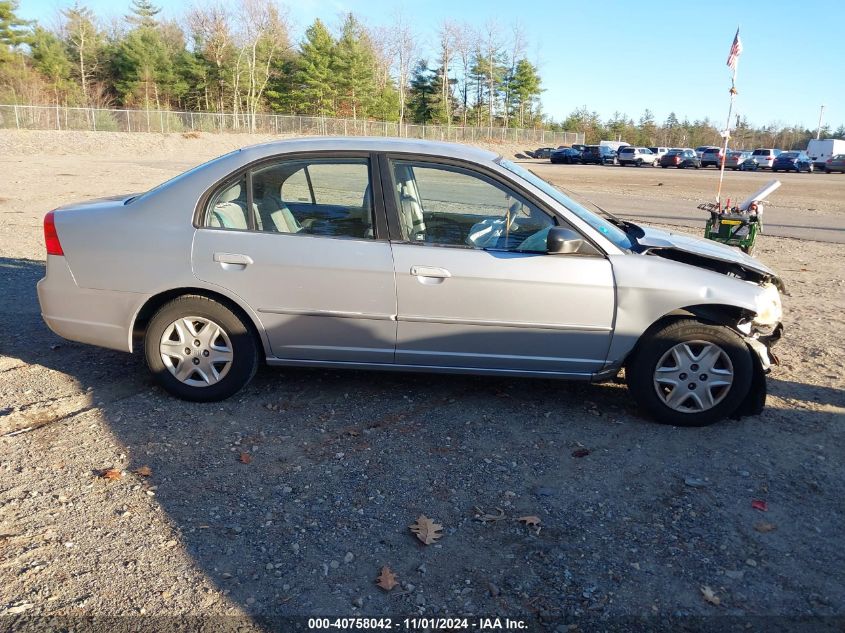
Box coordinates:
[307,617,528,630]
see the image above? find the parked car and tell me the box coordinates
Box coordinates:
[824,154,845,173]
[724,150,752,170]
[739,158,759,171]
[617,146,657,167]
[659,148,701,169]
[36,138,783,425]
[806,139,845,170]
[771,151,814,173]
[581,145,618,165]
[695,145,719,159]
[648,147,669,161]
[750,148,782,169]
[550,147,582,164]
[532,147,556,159]
[700,147,726,168]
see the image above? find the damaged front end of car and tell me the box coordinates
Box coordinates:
[643,244,785,417]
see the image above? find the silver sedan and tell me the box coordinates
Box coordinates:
[37,138,783,426]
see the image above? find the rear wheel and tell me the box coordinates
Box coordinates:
[144,295,259,402]
[626,319,753,426]
[635,159,643,167]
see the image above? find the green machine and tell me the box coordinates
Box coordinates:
[699,179,781,256]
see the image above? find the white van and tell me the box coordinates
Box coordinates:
[806,139,845,170]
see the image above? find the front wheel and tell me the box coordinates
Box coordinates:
[145,295,259,402]
[626,319,753,426]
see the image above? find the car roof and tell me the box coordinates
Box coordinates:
[238,136,500,163]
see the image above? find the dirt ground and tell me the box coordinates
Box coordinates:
[0,130,843,631]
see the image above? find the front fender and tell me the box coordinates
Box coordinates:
[605,253,763,368]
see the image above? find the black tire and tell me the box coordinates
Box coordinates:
[825,169,831,173]
[635,159,643,167]
[144,295,259,402]
[661,165,668,168]
[626,319,753,426]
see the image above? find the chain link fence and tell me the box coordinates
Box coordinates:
[0,104,584,147]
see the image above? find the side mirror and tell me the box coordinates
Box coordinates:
[547,226,586,254]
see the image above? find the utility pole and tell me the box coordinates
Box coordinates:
[816,104,825,139]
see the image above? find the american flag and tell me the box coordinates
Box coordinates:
[726,28,743,73]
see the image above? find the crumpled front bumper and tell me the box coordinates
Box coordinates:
[744,322,783,372]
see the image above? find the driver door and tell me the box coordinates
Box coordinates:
[385,158,615,375]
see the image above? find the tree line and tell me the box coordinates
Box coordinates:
[0,0,544,129]
[552,107,845,151]
[1,0,841,145]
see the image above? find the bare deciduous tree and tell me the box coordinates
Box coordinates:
[503,20,525,128]
[231,0,291,131]
[436,20,459,127]
[452,22,476,128]
[187,3,233,112]
[388,9,416,130]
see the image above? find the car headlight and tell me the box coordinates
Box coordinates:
[753,283,783,326]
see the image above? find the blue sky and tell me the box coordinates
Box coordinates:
[18,0,844,130]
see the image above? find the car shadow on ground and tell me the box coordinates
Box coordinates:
[3,256,844,622]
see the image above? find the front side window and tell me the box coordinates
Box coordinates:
[498,158,632,250]
[390,160,554,252]
[205,158,374,239]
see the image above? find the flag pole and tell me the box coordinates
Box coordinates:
[716,27,741,210]
[715,80,736,209]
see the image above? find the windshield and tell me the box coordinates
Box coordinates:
[497,158,633,250]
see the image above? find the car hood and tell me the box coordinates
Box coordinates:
[634,225,784,291]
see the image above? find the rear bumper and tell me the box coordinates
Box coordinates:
[37,255,144,353]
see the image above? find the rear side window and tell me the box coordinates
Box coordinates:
[207,175,249,230]
[204,158,374,240]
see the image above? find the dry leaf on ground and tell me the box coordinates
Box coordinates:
[409,515,443,545]
[751,499,768,511]
[700,585,721,606]
[100,468,122,480]
[754,521,777,533]
[375,566,398,591]
[518,515,541,527]
[571,448,591,458]
[238,452,252,464]
[133,465,152,477]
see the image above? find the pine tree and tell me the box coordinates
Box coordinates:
[29,26,75,103]
[284,18,336,116]
[126,0,160,29]
[638,109,657,145]
[0,0,28,60]
[332,14,378,120]
[407,59,436,123]
[507,58,541,127]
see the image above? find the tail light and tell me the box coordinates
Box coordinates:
[673,156,680,164]
[44,210,64,256]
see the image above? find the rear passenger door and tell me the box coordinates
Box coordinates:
[192,154,397,363]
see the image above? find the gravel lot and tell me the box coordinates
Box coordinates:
[1,131,843,630]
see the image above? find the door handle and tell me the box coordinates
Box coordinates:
[410,266,451,279]
[213,252,253,267]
